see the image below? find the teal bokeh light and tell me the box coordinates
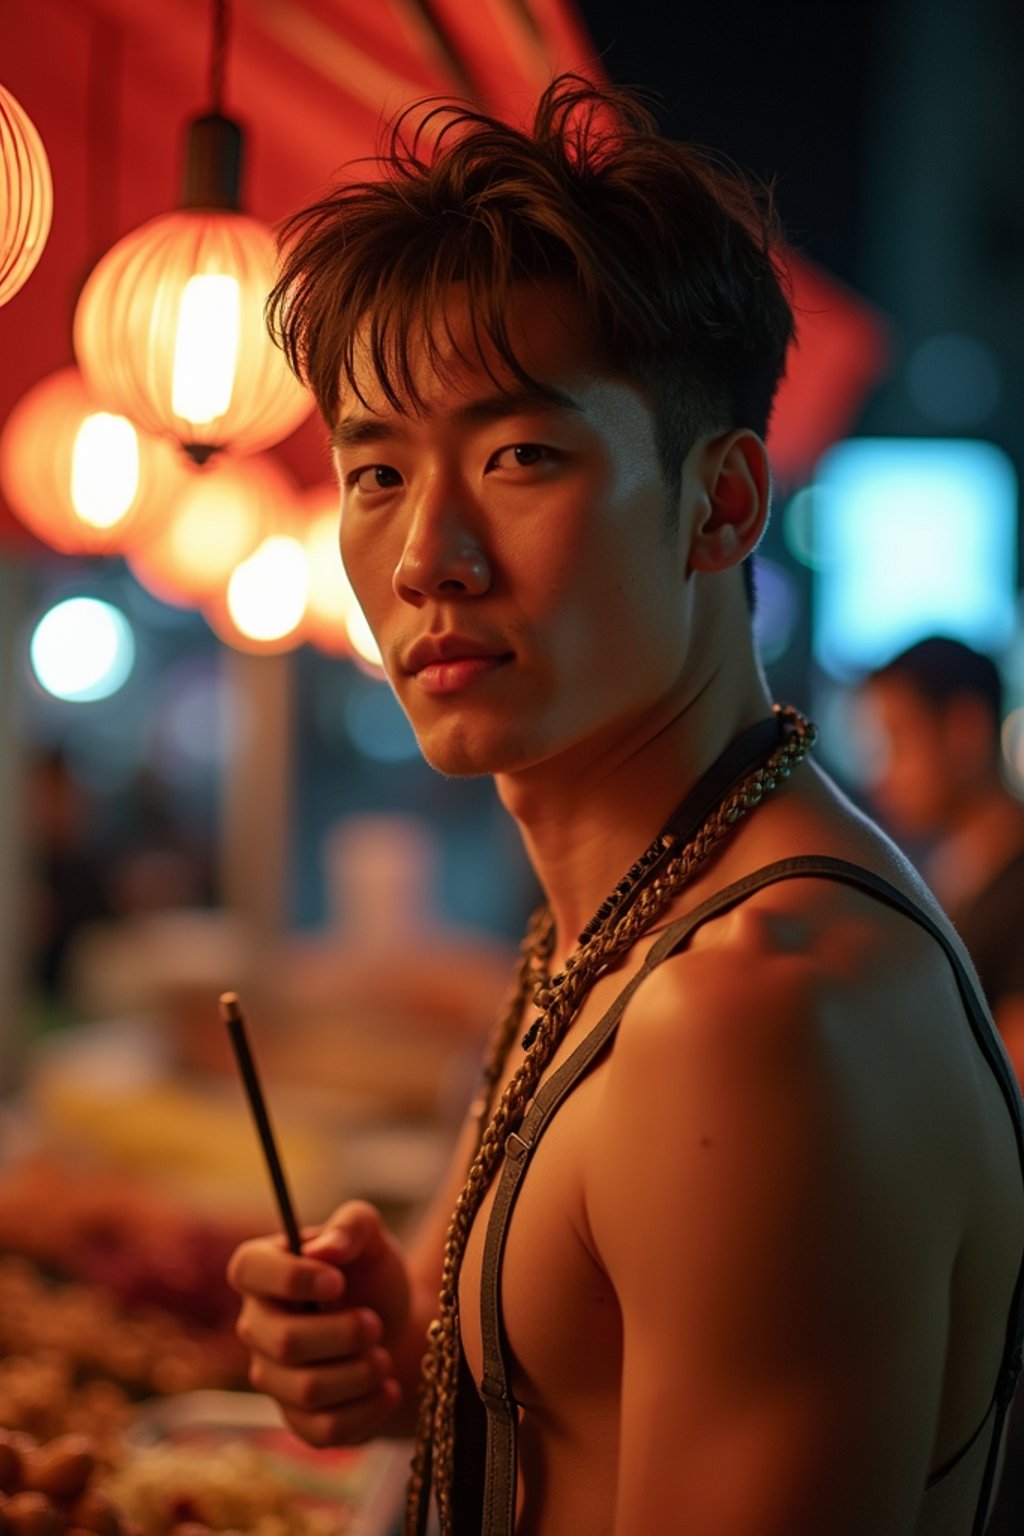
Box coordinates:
[30,596,136,702]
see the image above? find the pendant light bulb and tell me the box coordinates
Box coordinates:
[71,7,311,462]
[70,413,140,528]
[171,271,242,424]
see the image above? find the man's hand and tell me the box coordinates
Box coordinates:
[228,1200,412,1447]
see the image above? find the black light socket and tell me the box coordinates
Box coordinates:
[181,112,244,211]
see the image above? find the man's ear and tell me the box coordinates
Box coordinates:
[688,429,770,574]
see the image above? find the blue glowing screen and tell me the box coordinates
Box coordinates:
[811,437,1018,677]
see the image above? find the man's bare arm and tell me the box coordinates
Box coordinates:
[586,935,964,1535]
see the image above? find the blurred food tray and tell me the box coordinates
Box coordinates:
[127,1389,411,1536]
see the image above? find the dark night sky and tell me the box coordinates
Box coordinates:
[576,0,883,288]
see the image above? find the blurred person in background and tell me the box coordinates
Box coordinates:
[862,635,1024,1536]
[228,78,1024,1536]
[861,637,1024,1080]
[24,749,113,1013]
[24,752,214,1025]
[105,767,214,920]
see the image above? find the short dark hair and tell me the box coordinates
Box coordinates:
[872,636,1003,732]
[267,74,795,495]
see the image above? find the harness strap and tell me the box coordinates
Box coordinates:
[477,917,694,1535]
[474,855,1024,1536]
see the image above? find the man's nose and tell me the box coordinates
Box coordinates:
[392,492,491,603]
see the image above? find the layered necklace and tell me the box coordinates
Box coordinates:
[514,701,816,1057]
[407,702,818,1536]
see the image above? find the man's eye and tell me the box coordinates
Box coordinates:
[347,465,403,492]
[488,444,555,471]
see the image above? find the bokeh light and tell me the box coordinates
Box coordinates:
[225,534,309,644]
[127,452,295,608]
[782,486,824,570]
[29,597,135,702]
[812,437,1018,678]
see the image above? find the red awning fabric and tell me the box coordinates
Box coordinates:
[0,0,887,550]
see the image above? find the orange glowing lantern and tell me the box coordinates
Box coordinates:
[73,192,312,464]
[203,531,311,655]
[72,0,311,462]
[126,451,296,608]
[0,367,191,554]
[72,0,311,465]
[0,84,53,306]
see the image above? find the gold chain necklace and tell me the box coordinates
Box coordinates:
[517,703,817,1049]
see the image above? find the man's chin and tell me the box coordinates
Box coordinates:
[416,742,504,780]
[413,725,536,781]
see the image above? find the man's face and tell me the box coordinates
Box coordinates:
[859,678,962,839]
[332,281,702,780]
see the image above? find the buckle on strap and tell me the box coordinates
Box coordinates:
[505,1130,530,1162]
[480,1372,516,1417]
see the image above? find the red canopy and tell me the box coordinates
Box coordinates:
[0,0,886,550]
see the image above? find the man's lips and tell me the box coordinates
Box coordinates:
[404,635,511,673]
[403,635,513,695]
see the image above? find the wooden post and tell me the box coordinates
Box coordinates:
[218,646,294,943]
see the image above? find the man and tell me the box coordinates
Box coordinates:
[228,78,1024,1535]
[861,637,1024,1080]
[861,636,1024,1536]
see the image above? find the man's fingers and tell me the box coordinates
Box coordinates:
[303,1201,384,1266]
[236,1300,383,1368]
[227,1237,344,1306]
[247,1343,396,1413]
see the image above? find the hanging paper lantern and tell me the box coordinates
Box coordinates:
[204,531,311,655]
[0,367,191,554]
[127,451,296,608]
[0,84,53,306]
[73,205,312,464]
[298,483,383,669]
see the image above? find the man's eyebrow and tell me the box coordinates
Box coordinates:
[330,417,401,450]
[330,385,584,452]
[455,385,584,427]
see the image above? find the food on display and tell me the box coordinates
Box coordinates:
[0,1423,367,1535]
[102,1442,346,1535]
[0,1256,245,1450]
[0,1161,245,1334]
[0,1429,137,1535]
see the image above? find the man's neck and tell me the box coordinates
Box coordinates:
[495,667,773,966]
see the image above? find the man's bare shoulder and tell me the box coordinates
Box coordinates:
[617,759,973,1070]
[633,858,961,1068]
[585,862,982,1260]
